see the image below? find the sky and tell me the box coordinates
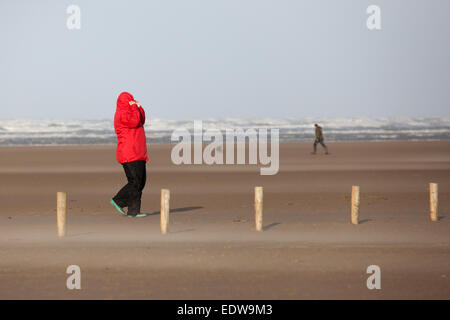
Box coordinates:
[0,0,449,120]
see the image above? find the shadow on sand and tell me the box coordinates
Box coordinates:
[66,232,97,238]
[145,206,204,216]
[169,228,196,234]
[263,222,281,231]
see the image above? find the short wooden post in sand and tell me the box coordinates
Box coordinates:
[161,189,170,234]
[255,186,263,231]
[429,183,438,222]
[351,186,360,225]
[57,192,67,237]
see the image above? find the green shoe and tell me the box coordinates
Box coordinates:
[110,199,126,215]
[127,213,148,218]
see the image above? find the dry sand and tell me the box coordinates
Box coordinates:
[0,141,449,299]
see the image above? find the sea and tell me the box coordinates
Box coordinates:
[0,117,449,146]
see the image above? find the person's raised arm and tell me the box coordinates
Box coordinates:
[120,105,142,128]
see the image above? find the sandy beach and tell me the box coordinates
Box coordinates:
[0,141,449,299]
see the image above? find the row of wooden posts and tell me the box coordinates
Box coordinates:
[55,183,440,237]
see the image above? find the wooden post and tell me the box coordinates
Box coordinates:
[351,186,360,225]
[255,186,263,231]
[57,192,67,237]
[429,183,438,222]
[161,189,170,234]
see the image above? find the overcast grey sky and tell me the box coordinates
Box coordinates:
[0,0,449,120]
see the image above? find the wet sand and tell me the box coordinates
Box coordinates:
[0,141,449,299]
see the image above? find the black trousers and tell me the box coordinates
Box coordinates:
[113,160,146,215]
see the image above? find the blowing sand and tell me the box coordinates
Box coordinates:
[0,141,449,299]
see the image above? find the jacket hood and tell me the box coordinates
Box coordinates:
[117,92,135,109]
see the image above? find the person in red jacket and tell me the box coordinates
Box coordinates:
[110,92,149,217]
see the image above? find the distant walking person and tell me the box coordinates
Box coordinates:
[312,123,329,155]
[110,92,149,217]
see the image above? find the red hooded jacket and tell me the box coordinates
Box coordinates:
[114,92,149,164]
